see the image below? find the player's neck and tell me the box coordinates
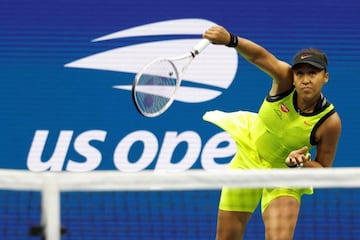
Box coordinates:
[295,92,323,114]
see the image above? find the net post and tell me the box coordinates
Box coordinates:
[41,173,61,240]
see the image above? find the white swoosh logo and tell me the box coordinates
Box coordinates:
[64,18,238,103]
[92,18,217,42]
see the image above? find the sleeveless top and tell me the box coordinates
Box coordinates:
[203,88,336,169]
[253,88,335,167]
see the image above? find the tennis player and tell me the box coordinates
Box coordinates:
[202,26,342,240]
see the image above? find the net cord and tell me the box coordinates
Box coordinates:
[0,168,359,192]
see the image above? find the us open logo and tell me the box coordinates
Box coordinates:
[64,18,238,104]
[27,19,239,172]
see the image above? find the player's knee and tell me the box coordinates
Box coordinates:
[216,221,246,240]
[216,210,251,240]
[265,228,295,240]
[216,230,244,240]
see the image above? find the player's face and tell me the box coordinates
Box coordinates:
[292,64,329,99]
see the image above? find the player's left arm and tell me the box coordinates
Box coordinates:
[307,112,342,168]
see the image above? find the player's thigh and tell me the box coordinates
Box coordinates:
[216,209,252,240]
[262,195,300,240]
[219,187,262,212]
[217,187,261,240]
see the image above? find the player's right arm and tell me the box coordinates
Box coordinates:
[203,25,293,95]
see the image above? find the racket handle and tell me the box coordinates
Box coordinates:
[191,39,210,56]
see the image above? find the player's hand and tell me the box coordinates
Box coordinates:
[285,146,311,168]
[203,26,232,45]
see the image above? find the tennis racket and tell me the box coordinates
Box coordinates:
[132,39,210,117]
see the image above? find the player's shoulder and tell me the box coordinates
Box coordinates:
[321,110,342,134]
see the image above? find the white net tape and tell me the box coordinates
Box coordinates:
[1,167,359,191]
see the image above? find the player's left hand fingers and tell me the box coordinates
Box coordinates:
[286,153,310,168]
[286,156,300,167]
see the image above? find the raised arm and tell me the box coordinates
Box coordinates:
[203,25,293,95]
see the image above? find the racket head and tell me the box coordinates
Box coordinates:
[132,58,179,117]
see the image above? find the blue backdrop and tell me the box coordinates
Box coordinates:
[1,1,360,240]
[1,0,359,171]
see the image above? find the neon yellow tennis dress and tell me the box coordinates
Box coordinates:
[203,88,336,213]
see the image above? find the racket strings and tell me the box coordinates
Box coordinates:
[134,59,178,116]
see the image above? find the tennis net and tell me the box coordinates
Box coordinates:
[0,168,359,240]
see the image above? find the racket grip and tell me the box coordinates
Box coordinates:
[192,39,210,56]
